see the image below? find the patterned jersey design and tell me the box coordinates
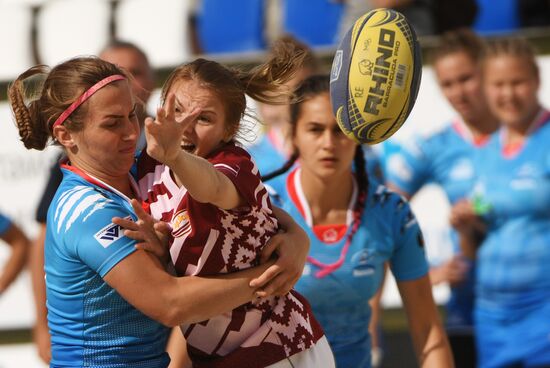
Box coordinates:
[267,168,428,368]
[137,144,323,368]
[46,166,169,368]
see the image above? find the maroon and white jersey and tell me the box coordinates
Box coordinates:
[137,144,324,368]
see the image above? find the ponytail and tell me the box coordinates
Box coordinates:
[239,39,307,105]
[261,152,299,182]
[8,66,50,150]
[349,145,368,240]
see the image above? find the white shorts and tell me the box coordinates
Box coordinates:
[266,336,335,368]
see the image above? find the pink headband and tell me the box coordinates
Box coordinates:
[52,74,126,129]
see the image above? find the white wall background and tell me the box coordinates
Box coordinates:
[2,56,550,331]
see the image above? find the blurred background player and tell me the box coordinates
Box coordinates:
[385,28,498,367]
[265,75,453,368]
[0,212,30,296]
[451,37,550,368]
[100,40,156,150]
[30,39,156,364]
[247,35,319,176]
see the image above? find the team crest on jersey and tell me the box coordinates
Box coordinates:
[94,216,131,248]
[320,228,339,243]
[172,210,191,238]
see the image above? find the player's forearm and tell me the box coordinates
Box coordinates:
[369,267,386,350]
[272,206,307,240]
[167,150,237,207]
[457,230,480,260]
[398,276,454,367]
[406,299,454,367]
[413,321,454,368]
[30,228,48,323]
[166,261,275,326]
[0,227,30,293]
[271,205,310,261]
[106,251,273,328]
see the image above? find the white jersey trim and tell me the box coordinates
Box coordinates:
[293,168,358,227]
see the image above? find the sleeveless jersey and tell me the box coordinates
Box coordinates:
[46,165,169,368]
[136,144,324,368]
[268,168,428,368]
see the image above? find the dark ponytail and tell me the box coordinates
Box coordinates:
[347,145,368,240]
[261,152,299,182]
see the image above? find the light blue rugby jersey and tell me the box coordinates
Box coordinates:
[385,120,486,329]
[268,168,428,368]
[472,113,550,314]
[0,212,11,235]
[46,165,169,368]
[386,121,481,205]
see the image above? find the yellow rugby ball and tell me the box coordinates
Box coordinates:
[330,8,422,145]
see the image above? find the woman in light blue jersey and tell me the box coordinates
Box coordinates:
[8,57,309,368]
[385,28,499,367]
[263,75,453,368]
[451,38,550,367]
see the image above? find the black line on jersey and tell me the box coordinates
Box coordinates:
[286,357,296,368]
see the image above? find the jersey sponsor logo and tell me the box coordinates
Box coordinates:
[172,210,191,238]
[94,216,131,248]
[353,267,375,277]
[511,163,540,189]
[351,250,376,277]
